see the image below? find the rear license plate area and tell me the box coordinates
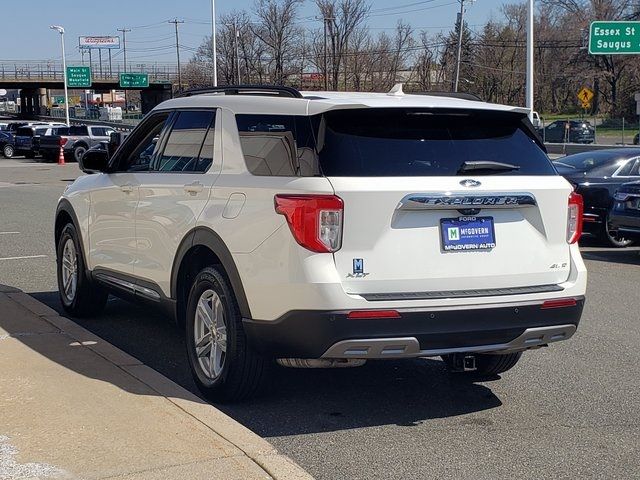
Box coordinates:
[440,216,496,252]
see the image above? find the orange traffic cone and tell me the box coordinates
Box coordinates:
[58,145,65,166]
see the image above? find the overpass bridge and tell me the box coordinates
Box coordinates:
[0,61,179,116]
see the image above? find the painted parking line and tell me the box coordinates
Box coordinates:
[0,232,20,235]
[0,255,47,261]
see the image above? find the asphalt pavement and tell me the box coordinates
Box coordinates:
[1,155,639,480]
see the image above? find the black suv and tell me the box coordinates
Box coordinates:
[542,120,595,144]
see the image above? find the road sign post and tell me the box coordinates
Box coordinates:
[119,73,149,88]
[66,66,92,88]
[589,21,640,54]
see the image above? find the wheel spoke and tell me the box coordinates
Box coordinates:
[196,337,212,358]
[216,326,227,352]
[209,341,219,377]
[197,299,213,330]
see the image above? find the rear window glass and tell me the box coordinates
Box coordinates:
[554,151,628,172]
[69,126,88,136]
[314,109,554,177]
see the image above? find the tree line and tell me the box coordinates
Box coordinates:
[183,0,640,117]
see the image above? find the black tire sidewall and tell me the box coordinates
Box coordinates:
[185,267,237,390]
[56,224,86,310]
[74,146,86,162]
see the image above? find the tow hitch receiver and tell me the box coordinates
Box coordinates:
[450,353,477,372]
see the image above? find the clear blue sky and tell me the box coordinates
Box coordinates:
[1,0,506,64]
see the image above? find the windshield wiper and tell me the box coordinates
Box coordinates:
[457,161,521,175]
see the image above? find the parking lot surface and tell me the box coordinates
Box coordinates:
[1,156,639,479]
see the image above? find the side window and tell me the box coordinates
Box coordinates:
[113,112,171,172]
[615,160,634,177]
[235,114,319,176]
[154,110,215,173]
[628,159,640,176]
[92,127,106,136]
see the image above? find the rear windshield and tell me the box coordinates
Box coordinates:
[315,109,554,177]
[236,109,553,177]
[554,151,627,172]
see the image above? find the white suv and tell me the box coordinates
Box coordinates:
[55,85,587,402]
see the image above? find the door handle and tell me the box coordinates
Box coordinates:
[120,183,134,194]
[184,181,204,195]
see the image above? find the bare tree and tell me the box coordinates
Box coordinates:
[251,0,303,84]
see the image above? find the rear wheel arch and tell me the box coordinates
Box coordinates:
[172,227,252,326]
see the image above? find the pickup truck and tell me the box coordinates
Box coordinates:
[39,124,116,162]
[14,124,66,159]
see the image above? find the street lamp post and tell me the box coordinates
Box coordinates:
[50,25,70,126]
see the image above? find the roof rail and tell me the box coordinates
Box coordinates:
[410,91,482,102]
[177,85,303,99]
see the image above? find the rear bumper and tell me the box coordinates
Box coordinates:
[243,297,585,359]
[609,211,640,239]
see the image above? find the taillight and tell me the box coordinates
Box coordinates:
[274,194,343,253]
[567,191,583,244]
[347,310,401,319]
[59,137,68,147]
[541,298,577,309]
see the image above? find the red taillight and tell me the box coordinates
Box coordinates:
[274,194,343,253]
[347,310,401,319]
[58,137,68,147]
[567,192,583,244]
[541,298,577,309]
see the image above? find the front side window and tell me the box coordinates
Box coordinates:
[154,110,216,173]
[113,112,170,172]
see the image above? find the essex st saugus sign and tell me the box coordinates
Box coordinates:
[589,21,640,54]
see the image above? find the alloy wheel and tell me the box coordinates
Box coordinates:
[61,238,78,302]
[193,289,228,380]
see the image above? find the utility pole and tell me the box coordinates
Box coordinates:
[234,21,241,84]
[118,28,131,111]
[211,0,218,86]
[323,18,328,90]
[169,19,184,91]
[526,0,534,120]
[453,0,465,92]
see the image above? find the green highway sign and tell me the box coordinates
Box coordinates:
[589,21,640,54]
[119,73,149,88]
[53,96,65,104]
[66,66,92,88]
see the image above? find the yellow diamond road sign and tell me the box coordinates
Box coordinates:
[578,87,594,104]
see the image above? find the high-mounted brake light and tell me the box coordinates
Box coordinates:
[274,194,343,253]
[567,192,583,244]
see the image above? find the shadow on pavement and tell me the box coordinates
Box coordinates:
[581,248,640,266]
[30,289,503,437]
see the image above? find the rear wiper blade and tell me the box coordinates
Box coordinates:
[457,161,521,174]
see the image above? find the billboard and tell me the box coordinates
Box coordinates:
[79,36,120,49]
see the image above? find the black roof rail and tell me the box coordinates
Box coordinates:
[177,84,303,99]
[409,91,482,102]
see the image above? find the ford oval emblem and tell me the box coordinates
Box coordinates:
[460,179,481,188]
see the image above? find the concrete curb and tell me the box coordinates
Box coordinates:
[7,291,313,480]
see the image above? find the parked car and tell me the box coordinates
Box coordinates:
[14,125,51,158]
[40,124,116,162]
[554,148,640,246]
[0,130,15,158]
[610,181,640,240]
[542,120,595,144]
[55,85,586,402]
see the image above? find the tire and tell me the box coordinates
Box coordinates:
[73,145,87,162]
[442,352,522,377]
[185,266,271,403]
[3,144,14,158]
[600,214,634,248]
[56,223,108,317]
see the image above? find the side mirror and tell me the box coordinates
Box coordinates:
[79,146,110,173]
